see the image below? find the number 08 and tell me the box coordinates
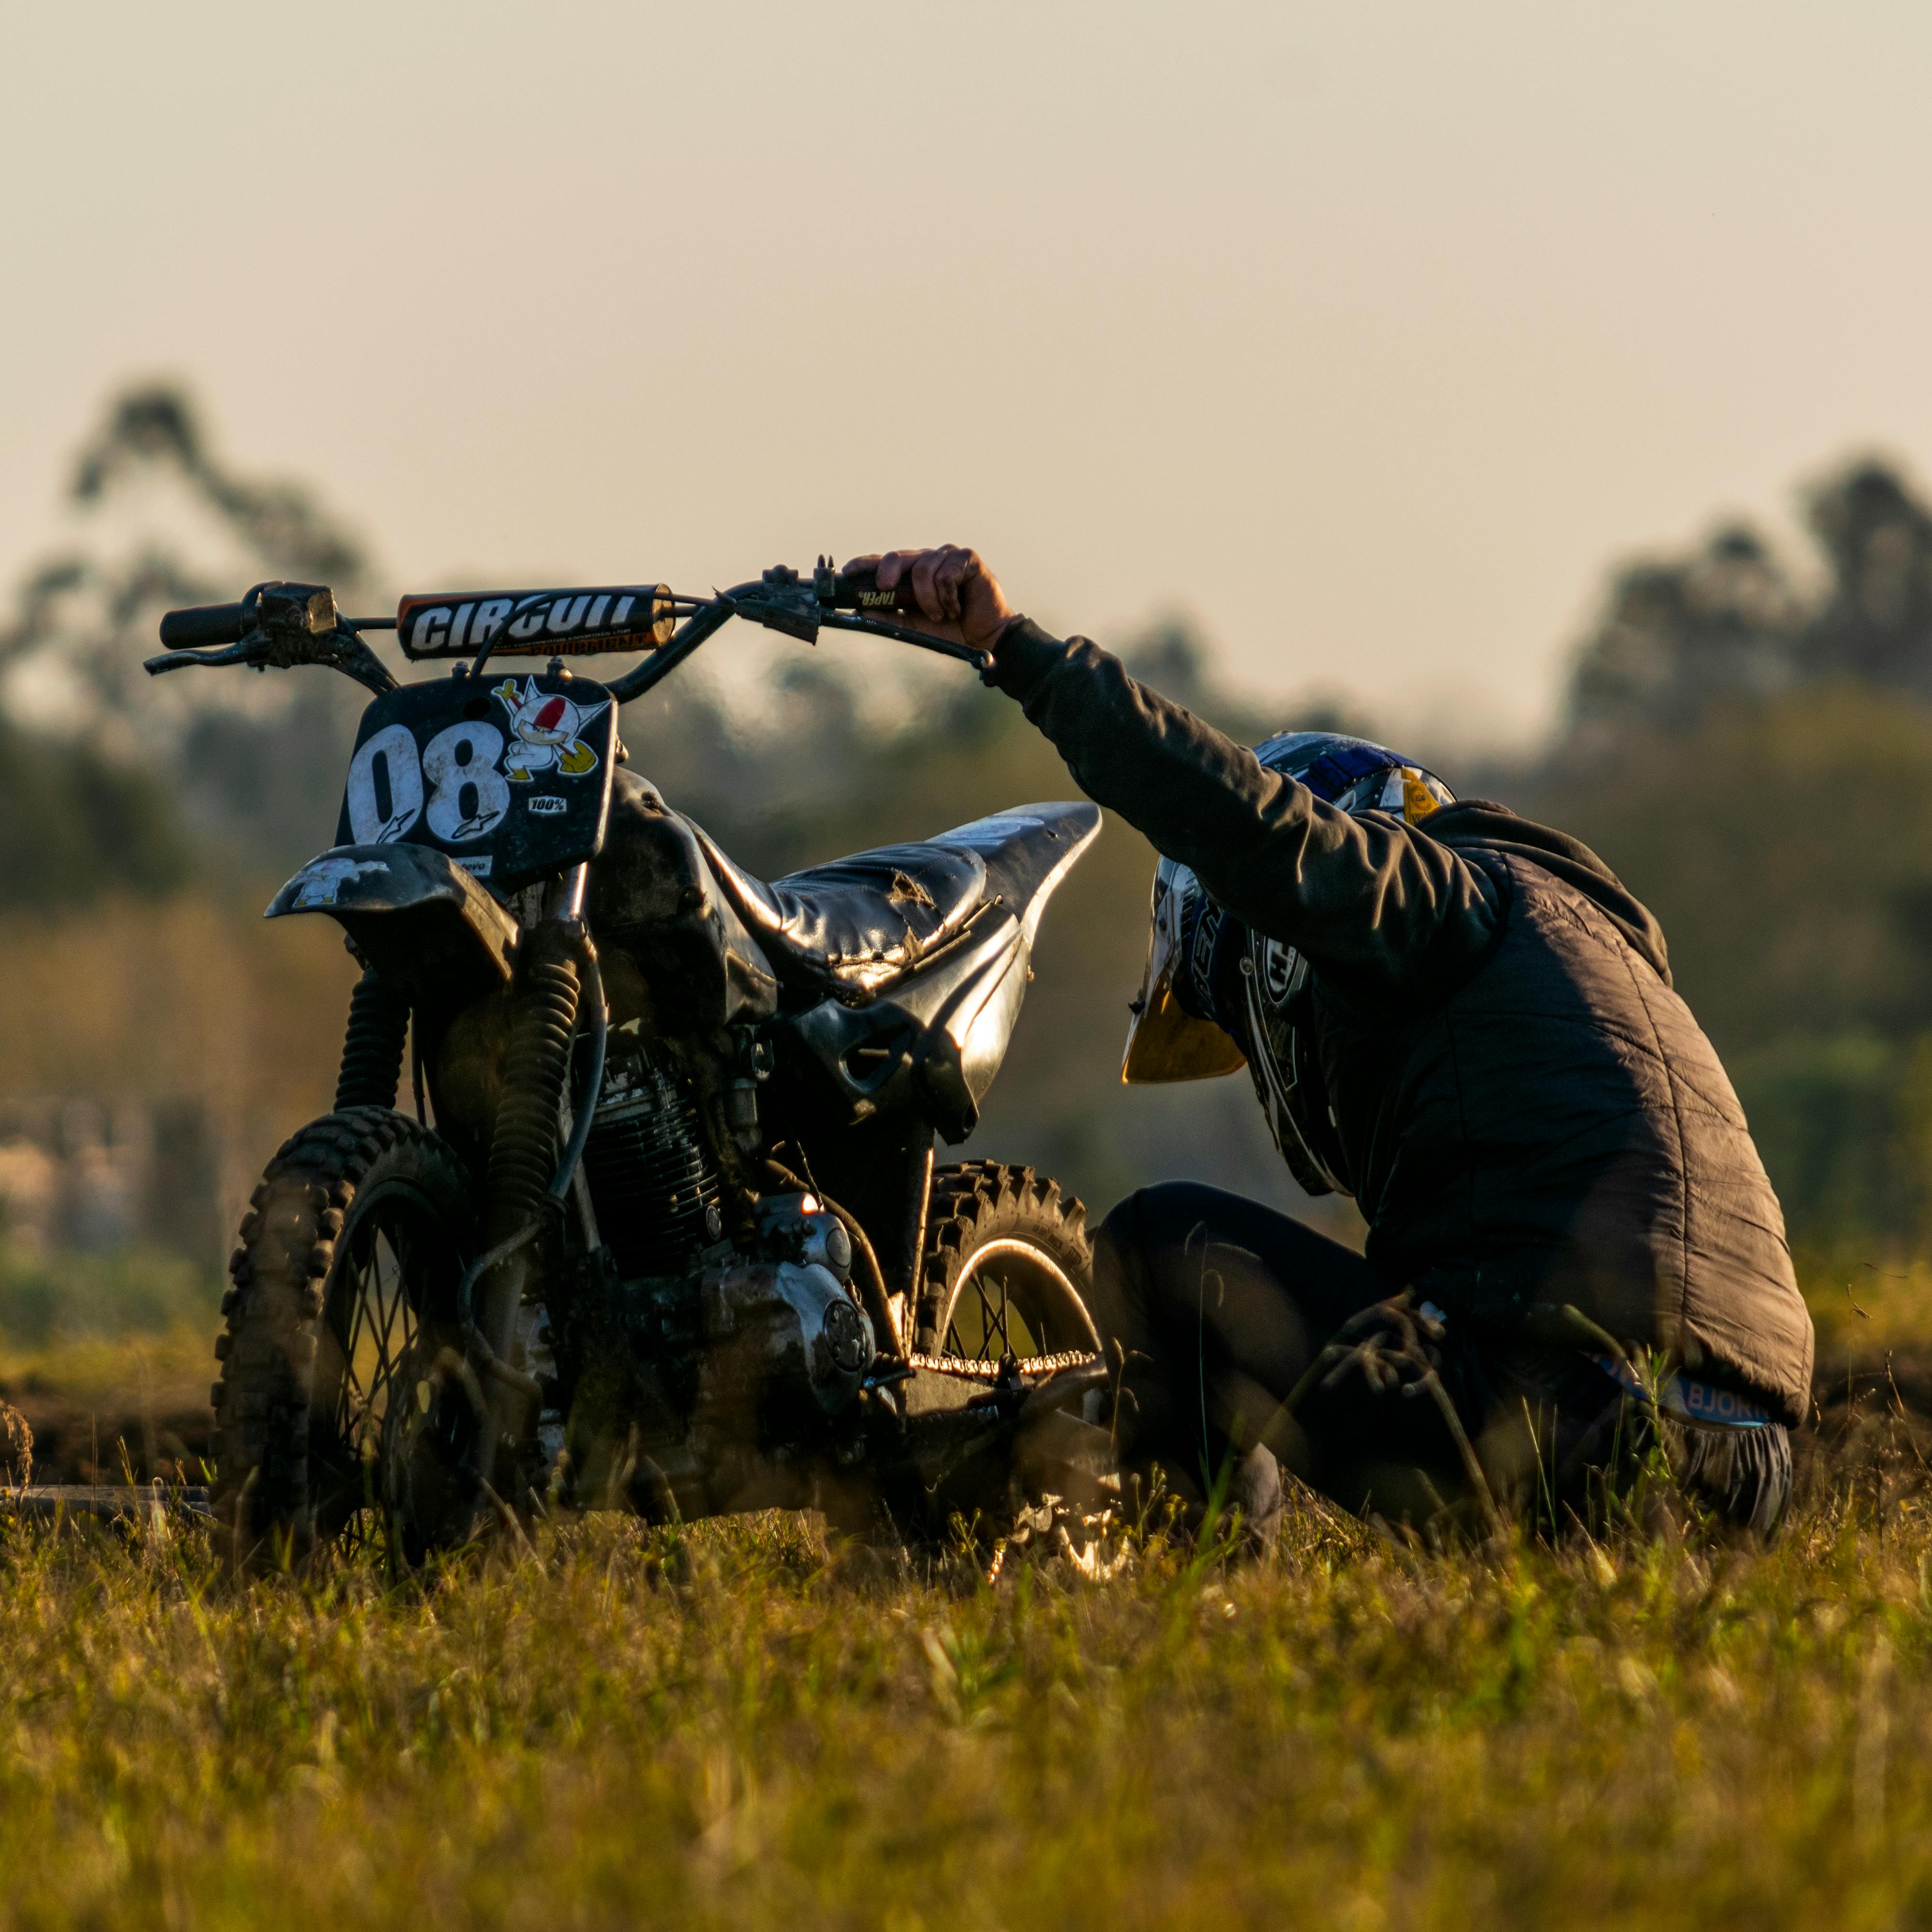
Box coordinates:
[346,722,511,846]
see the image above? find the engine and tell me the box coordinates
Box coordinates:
[580,1038,875,1469]
[581,1041,723,1276]
[699,1242,874,1421]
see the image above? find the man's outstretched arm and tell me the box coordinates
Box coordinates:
[852,546,1499,992]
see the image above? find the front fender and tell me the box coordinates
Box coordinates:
[268,844,519,1001]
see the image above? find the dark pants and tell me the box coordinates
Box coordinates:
[1089,1183,1791,1539]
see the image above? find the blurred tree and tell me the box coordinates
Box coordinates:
[1728,1034,1917,1268]
[69,388,367,583]
[1538,464,1932,1266]
[0,714,192,906]
[173,685,370,876]
[1563,456,1932,745]
[1,384,377,714]
[1722,1031,1932,1273]
[0,382,378,882]
[1566,525,1805,741]
[1801,460,1932,693]
[1120,613,1222,716]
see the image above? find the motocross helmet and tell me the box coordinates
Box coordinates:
[1120,731,1455,1086]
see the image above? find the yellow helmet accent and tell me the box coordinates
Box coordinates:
[1400,767,1442,823]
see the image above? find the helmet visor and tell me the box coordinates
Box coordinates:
[1121,858,1246,1084]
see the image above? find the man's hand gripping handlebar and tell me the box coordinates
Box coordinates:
[834,546,1018,667]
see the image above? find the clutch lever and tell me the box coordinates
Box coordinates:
[145,639,258,675]
[146,581,398,696]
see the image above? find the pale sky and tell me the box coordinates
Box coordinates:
[4,1,1930,747]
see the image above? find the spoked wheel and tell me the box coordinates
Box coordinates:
[212,1108,478,1570]
[881,1163,1112,1546]
[318,1185,433,1501]
[917,1163,1099,1368]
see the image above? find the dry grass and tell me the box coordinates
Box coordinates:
[1810,1257,1932,1358]
[0,1452,1929,1930]
[0,1262,1928,1926]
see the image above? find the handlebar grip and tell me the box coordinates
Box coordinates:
[829,565,926,616]
[158,603,248,648]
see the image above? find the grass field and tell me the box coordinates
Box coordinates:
[0,1263,1929,1929]
[1,1400,1931,1930]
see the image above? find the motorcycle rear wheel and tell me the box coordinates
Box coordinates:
[211,1108,477,1570]
[917,1162,1099,1365]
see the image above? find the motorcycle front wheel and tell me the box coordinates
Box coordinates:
[211,1108,478,1570]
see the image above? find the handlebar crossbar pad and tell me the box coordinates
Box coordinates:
[398,586,676,660]
[157,603,248,648]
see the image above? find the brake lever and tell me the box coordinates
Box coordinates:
[816,608,993,671]
[727,568,993,670]
[280,625,399,696]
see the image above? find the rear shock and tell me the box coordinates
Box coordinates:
[334,966,411,1111]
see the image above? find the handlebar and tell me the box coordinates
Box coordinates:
[150,562,993,706]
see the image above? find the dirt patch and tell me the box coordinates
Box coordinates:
[0,1338,215,1485]
[8,1338,1931,1492]
[0,1382,212,1484]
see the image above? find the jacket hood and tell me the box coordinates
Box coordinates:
[1424,801,1673,986]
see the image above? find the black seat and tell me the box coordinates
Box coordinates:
[690,826,989,997]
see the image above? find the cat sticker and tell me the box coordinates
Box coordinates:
[492,678,610,781]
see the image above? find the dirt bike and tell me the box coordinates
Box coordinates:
[149,565,1113,1566]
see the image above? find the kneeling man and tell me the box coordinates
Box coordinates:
[865,545,1813,1539]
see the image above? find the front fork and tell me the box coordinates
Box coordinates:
[471,864,598,1470]
[328,864,602,1525]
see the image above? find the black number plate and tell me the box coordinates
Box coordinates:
[334,673,618,893]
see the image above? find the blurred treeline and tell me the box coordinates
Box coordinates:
[3,384,1932,1311]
